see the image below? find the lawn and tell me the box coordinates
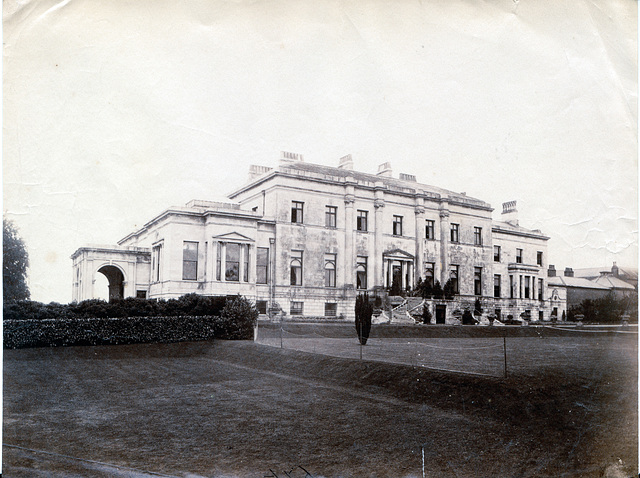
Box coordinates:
[3,331,637,477]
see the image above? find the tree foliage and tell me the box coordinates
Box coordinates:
[3,219,30,301]
[568,293,637,323]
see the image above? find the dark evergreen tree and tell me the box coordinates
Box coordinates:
[422,303,432,324]
[355,293,373,345]
[3,218,29,302]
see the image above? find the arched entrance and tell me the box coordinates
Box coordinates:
[97,265,125,301]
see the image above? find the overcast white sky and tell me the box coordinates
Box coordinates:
[4,0,638,303]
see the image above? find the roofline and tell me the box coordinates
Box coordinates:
[492,226,549,241]
[229,167,494,212]
[71,245,151,260]
[118,207,260,245]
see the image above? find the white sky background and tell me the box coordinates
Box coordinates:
[3,0,638,303]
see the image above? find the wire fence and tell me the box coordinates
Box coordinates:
[256,322,638,379]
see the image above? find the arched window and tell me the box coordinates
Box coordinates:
[325,254,336,287]
[290,250,303,286]
[356,257,367,289]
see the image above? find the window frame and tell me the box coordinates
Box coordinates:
[474,267,482,296]
[450,223,459,243]
[392,215,403,236]
[425,220,435,240]
[256,247,269,284]
[494,274,501,298]
[291,201,304,224]
[324,253,336,288]
[182,241,198,281]
[324,302,337,317]
[325,205,337,228]
[357,210,368,232]
[516,248,523,264]
[494,245,501,262]
[424,262,435,289]
[474,227,483,246]
[290,250,303,286]
[290,301,303,315]
[224,243,241,282]
[450,265,459,294]
[356,256,368,290]
[536,251,543,266]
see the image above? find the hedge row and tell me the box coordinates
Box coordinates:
[4,295,258,349]
[3,294,231,321]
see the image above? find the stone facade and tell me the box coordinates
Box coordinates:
[72,152,559,322]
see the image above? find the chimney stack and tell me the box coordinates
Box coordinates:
[548,265,556,277]
[377,162,393,177]
[612,262,619,277]
[564,267,574,278]
[248,164,273,181]
[338,154,354,170]
[279,151,304,166]
[502,200,519,226]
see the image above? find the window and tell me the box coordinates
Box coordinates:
[474,227,483,246]
[537,251,543,266]
[290,250,303,286]
[474,267,482,296]
[516,248,523,264]
[290,301,303,315]
[357,210,368,232]
[291,201,304,224]
[324,303,337,317]
[256,300,267,315]
[539,310,544,321]
[256,247,269,284]
[494,245,501,262]
[182,241,198,280]
[524,276,530,298]
[324,253,336,287]
[509,275,514,299]
[356,256,368,290]
[393,215,403,236]
[425,220,435,240]
[225,243,240,281]
[494,274,501,298]
[152,244,162,282]
[325,206,337,228]
[424,262,435,289]
[450,265,459,294]
[216,243,222,281]
[450,223,459,243]
[243,244,249,282]
[538,278,544,301]
[136,290,147,299]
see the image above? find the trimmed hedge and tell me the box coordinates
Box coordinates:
[4,295,258,349]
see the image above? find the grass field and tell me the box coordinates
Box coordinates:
[3,328,638,477]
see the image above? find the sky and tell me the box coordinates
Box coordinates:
[3,0,638,304]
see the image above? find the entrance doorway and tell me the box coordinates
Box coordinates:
[97,265,125,301]
[435,305,446,324]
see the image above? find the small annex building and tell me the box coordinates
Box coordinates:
[72,152,560,323]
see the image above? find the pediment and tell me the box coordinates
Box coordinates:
[383,248,414,259]
[212,232,254,242]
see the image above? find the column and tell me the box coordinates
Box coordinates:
[414,204,425,285]
[439,204,450,286]
[373,195,385,289]
[344,192,356,287]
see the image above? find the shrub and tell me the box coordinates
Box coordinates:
[355,293,373,345]
[462,309,476,325]
[218,295,258,340]
[422,304,432,324]
[443,280,456,300]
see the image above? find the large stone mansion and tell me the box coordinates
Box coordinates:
[72,152,562,322]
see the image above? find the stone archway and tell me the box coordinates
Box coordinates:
[97,265,125,301]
